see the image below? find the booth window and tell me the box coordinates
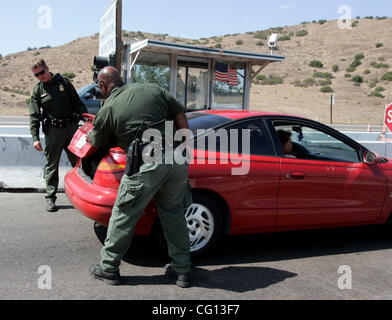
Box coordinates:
[131,52,171,92]
[176,58,209,111]
[212,61,244,109]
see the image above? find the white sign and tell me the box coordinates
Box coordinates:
[330,94,335,105]
[99,1,117,57]
[75,134,87,150]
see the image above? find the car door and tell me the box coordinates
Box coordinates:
[271,119,387,229]
[193,118,280,233]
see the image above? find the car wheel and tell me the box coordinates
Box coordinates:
[152,193,224,256]
[186,193,223,255]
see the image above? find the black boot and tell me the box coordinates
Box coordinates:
[164,264,191,288]
[46,198,57,212]
[89,264,122,285]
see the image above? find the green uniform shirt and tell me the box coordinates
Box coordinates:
[29,73,87,142]
[90,83,185,152]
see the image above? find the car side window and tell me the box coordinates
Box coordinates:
[197,120,274,156]
[274,124,360,162]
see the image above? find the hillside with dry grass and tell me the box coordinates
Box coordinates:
[0,17,391,125]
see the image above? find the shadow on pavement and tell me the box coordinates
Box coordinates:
[94,222,392,268]
[120,266,297,292]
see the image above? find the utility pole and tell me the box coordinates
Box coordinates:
[115,0,122,71]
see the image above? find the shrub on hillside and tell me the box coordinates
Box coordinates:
[317,79,332,86]
[62,72,76,79]
[309,60,323,68]
[255,74,267,81]
[350,59,362,68]
[265,75,284,85]
[354,53,365,60]
[296,30,308,37]
[254,74,284,85]
[371,61,389,68]
[320,85,333,93]
[235,40,244,45]
[352,75,364,83]
[346,66,356,73]
[332,64,339,72]
[374,86,385,92]
[303,78,316,86]
[279,35,291,41]
[375,43,384,48]
[313,72,332,79]
[254,31,268,40]
[381,72,392,81]
[370,91,385,98]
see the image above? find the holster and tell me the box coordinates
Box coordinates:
[124,118,166,176]
[125,138,144,176]
[41,118,49,135]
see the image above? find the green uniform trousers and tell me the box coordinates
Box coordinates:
[100,154,192,274]
[44,123,78,201]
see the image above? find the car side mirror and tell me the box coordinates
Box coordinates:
[363,150,381,164]
[83,93,92,99]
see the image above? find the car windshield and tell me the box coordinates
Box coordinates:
[186,112,232,134]
[77,84,95,96]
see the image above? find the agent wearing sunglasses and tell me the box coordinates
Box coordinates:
[29,58,87,212]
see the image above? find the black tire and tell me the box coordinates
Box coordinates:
[152,193,224,256]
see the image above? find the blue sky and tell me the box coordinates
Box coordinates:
[0,0,390,56]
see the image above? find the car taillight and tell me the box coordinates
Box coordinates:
[93,148,126,188]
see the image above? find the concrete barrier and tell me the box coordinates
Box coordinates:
[0,135,72,190]
[1,130,392,190]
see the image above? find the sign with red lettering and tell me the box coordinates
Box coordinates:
[384,103,392,133]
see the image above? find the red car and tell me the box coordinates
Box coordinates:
[65,110,392,255]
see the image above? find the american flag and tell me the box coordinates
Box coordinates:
[215,62,239,86]
[228,66,239,86]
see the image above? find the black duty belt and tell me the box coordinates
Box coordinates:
[49,118,75,128]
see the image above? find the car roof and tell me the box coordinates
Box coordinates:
[194,109,301,120]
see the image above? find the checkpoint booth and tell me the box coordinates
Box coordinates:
[121,39,284,111]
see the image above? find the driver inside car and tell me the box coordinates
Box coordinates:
[276,129,311,159]
[277,130,296,158]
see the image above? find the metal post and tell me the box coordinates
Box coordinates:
[115,0,122,71]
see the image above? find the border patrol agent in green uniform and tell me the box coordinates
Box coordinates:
[30,59,87,212]
[88,67,192,288]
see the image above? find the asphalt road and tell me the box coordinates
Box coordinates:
[1,192,392,302]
